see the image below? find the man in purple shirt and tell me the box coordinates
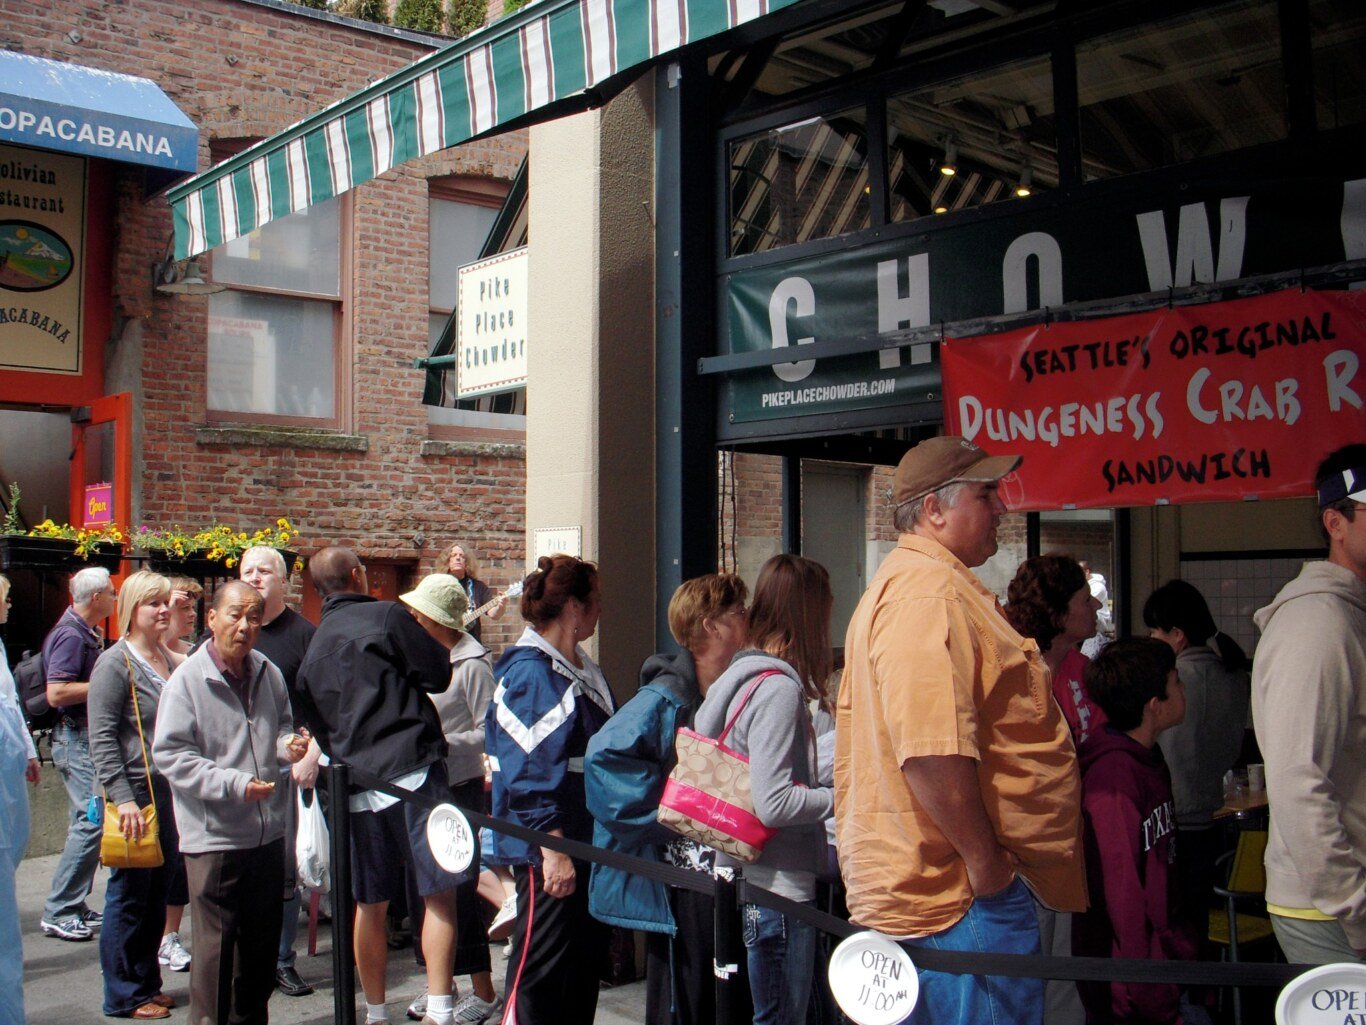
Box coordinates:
[39,566,116,942]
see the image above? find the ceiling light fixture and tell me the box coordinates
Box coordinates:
[154,258,226,295]
[939,139,958,177]
[1014,165,1033,198]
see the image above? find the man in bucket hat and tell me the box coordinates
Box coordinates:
[836,436,1086,1025]
[1253,443,1366,965]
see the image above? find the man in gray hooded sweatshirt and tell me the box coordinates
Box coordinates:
[1253,443,1366,965]
[153,580,309,1024]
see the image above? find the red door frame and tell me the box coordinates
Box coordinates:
[68,392,133,531]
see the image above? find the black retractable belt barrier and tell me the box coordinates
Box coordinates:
[332,766,1312,1025]
[326,763,357,1025]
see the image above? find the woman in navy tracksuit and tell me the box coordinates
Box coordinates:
[485,555,615,1025]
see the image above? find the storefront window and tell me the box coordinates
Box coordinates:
[728,108,871,257]
[207,190,344,425]
[1076,0,1284,181]
[1309,0,1366,131]
[887,54,1054,222]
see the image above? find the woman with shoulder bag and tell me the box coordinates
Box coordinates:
[88,571,182,1020]
[693,554,836,1025]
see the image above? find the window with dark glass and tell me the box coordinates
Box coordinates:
[1076,0,1285,180]
[1309,0,1366,132]
[728,108,871,257]
[886,54,1054,222]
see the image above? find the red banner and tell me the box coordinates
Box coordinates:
[941,289,1366,510]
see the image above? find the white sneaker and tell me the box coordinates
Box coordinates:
[487,894,517,941]
[406,991,427,1021]
[158,931,192,972]
[452,992,504,1024]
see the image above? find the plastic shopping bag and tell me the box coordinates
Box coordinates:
[296,787,330,893]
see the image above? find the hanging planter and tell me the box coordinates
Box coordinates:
[136,521,303,578]
[0,534,80,571]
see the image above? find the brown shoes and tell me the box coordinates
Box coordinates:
[128,1002,170,1019]
[148,994,175,1009]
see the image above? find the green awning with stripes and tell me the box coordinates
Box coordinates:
[168,0,802,260]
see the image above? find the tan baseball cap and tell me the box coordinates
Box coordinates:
[893,436,1022,508]
[400,573,469,631]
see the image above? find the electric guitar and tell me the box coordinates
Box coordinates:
[463,580,523,627]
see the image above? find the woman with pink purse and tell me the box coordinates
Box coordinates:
[692,554,835,1025]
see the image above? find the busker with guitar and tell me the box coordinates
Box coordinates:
[439,543,505,645]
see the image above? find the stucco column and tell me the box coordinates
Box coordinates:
[527,76,657,702]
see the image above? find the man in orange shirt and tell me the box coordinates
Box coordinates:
[836,436,1086,1025]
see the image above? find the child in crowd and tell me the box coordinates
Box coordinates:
[1074,637,1194,1025]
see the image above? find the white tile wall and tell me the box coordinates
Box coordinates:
[1179,556,1317,657]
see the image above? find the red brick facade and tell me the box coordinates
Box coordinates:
[2,0,528,649]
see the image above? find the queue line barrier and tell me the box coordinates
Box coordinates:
[326,763,1310,1025]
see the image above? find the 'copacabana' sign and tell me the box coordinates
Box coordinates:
[942,288,1366,510]
[1276,963,1366,1025]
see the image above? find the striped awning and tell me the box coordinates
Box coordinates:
[168,0,803,260]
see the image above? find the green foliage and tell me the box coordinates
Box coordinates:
[336,0,389,23]
[447,0,487,36]
[395,0,444,31]
[502,0,530,13]
[2,483,21,535]
[292,0,329,9]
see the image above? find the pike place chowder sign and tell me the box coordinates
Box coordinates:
[1277,964,1366,1025]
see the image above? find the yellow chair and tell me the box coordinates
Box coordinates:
[1208,829,1276,1025]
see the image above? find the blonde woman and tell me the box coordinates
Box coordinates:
[88,571,181,1019]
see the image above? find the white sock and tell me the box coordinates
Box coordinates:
[426,993,454,1025]
[365,1002,388,1023]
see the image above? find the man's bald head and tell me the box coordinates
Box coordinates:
[213,579,264,614]
[310,546,364,597]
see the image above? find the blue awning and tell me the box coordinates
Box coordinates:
[0,52,198,172]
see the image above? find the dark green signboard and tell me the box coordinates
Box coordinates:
[721,168,1362,428]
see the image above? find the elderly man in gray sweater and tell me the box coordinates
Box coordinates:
[152,580,309,1025]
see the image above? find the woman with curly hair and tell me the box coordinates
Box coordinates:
[1004,553,1101,1025]
[1006,554,1105,745]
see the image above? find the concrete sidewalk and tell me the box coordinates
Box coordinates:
[18,851,647,1024]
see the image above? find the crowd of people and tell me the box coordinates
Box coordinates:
[0,438,1362,1025]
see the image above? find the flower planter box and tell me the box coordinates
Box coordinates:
[0,536,125,572]
[145,547,297,579]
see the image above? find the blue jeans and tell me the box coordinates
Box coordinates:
[742,901,817,1025]
[902,877,1043,1025]
[100,779,180,1016]
[43,723,103,921]
[278,886,301,968]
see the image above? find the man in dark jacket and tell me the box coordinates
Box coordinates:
[296,547,467,1025]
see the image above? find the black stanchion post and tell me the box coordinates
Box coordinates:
[714,874,745,1025]
[328,762,356,1025]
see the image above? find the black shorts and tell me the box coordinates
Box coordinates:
[349,763,475,905]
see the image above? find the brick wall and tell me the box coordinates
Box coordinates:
[2,0,528,652]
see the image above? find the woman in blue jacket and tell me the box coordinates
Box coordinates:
[485,555,615,1025]
[584,573,749,1025]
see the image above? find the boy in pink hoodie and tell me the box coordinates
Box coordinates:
[1074,637,1194,1024]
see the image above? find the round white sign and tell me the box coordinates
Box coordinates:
[1276,962,1366,1025]
[425,803,476,875]
[828,930,919,1025]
